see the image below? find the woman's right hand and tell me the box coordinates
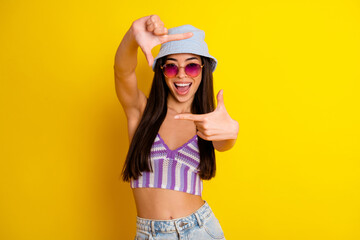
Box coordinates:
[130,15,193,67]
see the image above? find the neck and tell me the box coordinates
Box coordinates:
[167,96,193,114]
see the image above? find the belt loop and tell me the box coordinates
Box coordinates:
[194,212,202,227]
[151,220,156,237]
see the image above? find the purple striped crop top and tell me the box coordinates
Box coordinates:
[130,133,203,196]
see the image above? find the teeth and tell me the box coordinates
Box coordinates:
[175,83,191,87]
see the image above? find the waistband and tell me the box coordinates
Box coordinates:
[136,200,213,235]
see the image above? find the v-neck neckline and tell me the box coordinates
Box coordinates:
[157,133,197,153]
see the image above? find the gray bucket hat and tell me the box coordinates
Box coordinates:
[152,24,217,72]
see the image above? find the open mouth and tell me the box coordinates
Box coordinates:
[174,82,192,95]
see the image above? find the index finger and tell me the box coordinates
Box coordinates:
[161,32,193,44]
[174,113,204,121]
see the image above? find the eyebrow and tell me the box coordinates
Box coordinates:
[166,57,200,62]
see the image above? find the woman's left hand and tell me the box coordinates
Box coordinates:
[174,90,239,141]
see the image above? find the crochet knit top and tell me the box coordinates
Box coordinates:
[130,133,203,196]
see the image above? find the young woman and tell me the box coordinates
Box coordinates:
[114,15,239,240]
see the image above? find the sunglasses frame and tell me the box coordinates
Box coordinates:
[160,63,204,78]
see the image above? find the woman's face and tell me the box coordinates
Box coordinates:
[162,53,203,104]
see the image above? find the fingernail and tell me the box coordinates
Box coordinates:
[174,115,179,119]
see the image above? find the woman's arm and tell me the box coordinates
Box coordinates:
[174,89,240,152]
[114,19,147,125]
[114,15,193,120]
[114,25,139,75]
[212,125,239,152]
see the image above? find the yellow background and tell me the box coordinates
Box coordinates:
[1,0,359,239]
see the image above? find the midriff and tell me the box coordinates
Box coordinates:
[132,187,205,220]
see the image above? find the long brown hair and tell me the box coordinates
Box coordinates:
[121,56,217,182]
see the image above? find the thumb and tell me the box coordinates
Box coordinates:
[216,89,225,110]
[140,46,154,67]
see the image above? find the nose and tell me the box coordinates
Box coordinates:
[176,66,188,79]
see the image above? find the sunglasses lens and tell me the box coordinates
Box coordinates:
[185,63,202,77]
[163,64,178,77]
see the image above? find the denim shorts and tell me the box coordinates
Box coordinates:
[134,200,226,240]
